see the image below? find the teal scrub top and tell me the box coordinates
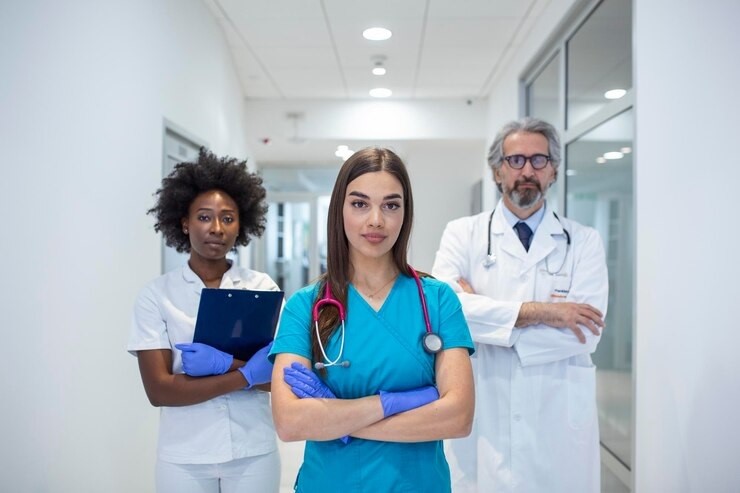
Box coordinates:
[271,274,474,493]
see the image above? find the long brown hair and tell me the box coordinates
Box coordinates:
[310,147,415,366]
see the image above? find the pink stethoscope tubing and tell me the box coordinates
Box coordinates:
[312,266,437,369]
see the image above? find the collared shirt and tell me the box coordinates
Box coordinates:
[128,261,279,464]
[500,200,547,235]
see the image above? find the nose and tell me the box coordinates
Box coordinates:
[367,206,384,227]
[520,159,536,177]
[210,218,224,234]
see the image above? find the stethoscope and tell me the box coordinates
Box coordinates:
[483,209,571,275]
[312,266,442,370]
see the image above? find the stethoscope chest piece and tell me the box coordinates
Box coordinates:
[422,332,443,354]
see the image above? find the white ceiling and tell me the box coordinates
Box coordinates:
[203,0,548,100]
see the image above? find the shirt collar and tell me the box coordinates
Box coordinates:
[500,200,547,234]
[181,259,241,288]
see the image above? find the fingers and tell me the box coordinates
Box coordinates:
[568,324,586,344]
[579,303,604,320]
[174,343,194,352]
[290,362,316,377]
[284,373,318,396]
[284,367,323,392]
[457,278,475,294]
[580,316,601,336]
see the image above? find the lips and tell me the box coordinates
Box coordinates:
[362,233,387,244]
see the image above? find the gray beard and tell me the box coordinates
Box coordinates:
[509,186,542,209]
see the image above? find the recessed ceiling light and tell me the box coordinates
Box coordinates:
[604,89,627,100]
[566,169,577,176]
[603,151,624,160]
[335,145,354,160]
[363,27,392,41]
[372,66,387,76]
[596,157,607,164]
[369,87,392,98]
[620,146,632,154]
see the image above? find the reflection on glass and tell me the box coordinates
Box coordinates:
[527,51,561,126]
[566,109,634,468]
[566,0,632,128]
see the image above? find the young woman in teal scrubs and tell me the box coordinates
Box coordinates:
[269,147,475,492]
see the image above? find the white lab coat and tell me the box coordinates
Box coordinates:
[432,200,608,493]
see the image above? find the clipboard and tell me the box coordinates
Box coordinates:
[193,288,284,362]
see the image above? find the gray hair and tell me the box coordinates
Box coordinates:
[487,117,561,171]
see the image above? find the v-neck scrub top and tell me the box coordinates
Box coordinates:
[271,274,474,493]
[128,262,280,465]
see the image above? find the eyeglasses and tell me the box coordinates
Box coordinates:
[502,154,551,170]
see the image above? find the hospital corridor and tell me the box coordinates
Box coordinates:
[2,0,739,492]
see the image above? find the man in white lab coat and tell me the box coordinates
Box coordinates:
[432,117,608,492]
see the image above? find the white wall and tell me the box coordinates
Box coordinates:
[633,1,740,491]
[0,0,251,490]
[403,140,487,271]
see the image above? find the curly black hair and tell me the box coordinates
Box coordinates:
[148,148,268,253]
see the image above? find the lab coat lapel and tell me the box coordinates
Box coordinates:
[526,212,560,271]
[490,206,528,261]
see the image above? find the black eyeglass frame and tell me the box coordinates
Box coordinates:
[502,154,551,170]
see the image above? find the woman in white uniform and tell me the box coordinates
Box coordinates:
[128,149,280,493]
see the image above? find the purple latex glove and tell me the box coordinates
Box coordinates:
[379,385,439,418]
[238,341,274,389]
[283,362,336,399]
[283,362,350,444]
[175,342,233,377]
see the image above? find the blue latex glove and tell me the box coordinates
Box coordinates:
[283,362,350,444]
[175,342,233,377]
[379,385,439,418]
[283,362,336,399]
[238,341,274,389]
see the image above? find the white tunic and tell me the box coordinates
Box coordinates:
[128,261,279,464]
[432,200,608,493]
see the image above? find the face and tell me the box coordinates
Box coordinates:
[342,171,404,264]
[181,189,240,263]
[494,131,556,216]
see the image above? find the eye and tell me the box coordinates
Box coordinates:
[197,214,211,222]
[350,200,367,209]
[384,202,402,211]
[222,216,235,224]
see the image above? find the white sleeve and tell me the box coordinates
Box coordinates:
[432,217,523,347]
[127,284,170,356]
[514,227,609,367]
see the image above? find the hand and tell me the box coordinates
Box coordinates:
[238,341,274,389]
[283,362,336,399]
[522,301,604,343]
[175,342,233,377]
[283,363,350,444]
[457,278,475,294]
[379,385,439,418]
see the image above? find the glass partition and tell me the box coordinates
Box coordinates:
[566,0,632,128]
[527,52,561,125]
[566,109,634,468]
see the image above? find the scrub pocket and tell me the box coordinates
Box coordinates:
[566,363,597,431]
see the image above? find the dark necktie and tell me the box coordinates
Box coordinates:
[514,221,533,252]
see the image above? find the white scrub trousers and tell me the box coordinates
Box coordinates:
[156,451,280,493]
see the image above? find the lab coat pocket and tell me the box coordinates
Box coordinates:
[566,363,597,431]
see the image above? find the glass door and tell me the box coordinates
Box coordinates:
[258,193,330,297]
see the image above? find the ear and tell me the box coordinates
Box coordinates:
[181,217,188,233]
[492,166,502,185]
